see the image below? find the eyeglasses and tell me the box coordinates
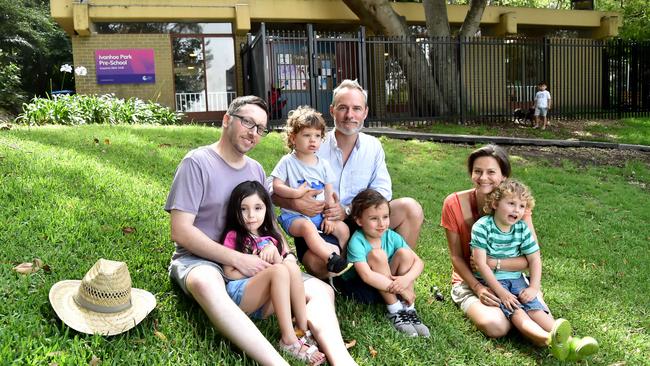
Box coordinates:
[230,114,268,137]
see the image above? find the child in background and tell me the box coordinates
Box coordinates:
[221,181,325,366]
[347,189,430,337]
[471,179,598,361]
[271,106,351,277]
[533,81,552,129]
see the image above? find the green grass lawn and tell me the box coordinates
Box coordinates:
[396,117,650,146]
[1,125,649,365]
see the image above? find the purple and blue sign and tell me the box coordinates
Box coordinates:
[95,49,155,84]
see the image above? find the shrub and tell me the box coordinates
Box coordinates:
[0,51,27,113]
[16,94,183,126]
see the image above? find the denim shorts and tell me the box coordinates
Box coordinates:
[534,107,548,117]
[226,278,266,319]
[481,275,548,318]
[278,212,324,234]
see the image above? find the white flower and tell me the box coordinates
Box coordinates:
[75,66,88,76]
[60,64,73,73]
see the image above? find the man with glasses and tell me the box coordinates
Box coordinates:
[166,96,356,365]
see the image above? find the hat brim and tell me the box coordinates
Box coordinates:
[49,280,156,336]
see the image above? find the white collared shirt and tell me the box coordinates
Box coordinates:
[316,130,392,206]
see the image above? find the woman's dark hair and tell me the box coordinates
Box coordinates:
[220,181,283,254]
[466,144,511,178]
[350,189,389,220]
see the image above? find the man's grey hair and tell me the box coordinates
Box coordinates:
[331,79,368,107]
[226,95,269,116]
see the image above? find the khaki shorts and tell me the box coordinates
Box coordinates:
[451,282,480,313]
[168,255,225,296]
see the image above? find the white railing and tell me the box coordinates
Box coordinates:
[507,85,537,102]
[175,91,236,112]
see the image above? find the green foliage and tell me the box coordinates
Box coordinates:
[0,49,26,112]
[1,125,649,365]
[0,0,72,97]
[16,94,183,126]
[598,0,650,40]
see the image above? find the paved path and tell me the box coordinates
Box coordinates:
[363,127,650,152]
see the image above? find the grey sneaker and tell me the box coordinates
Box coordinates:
[386,310,417,337]
[405,309,430,337]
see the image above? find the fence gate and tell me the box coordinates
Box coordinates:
[242,25,650,126]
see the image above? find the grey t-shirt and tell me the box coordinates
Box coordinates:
[165,145,266,260]
[270,152,334,217]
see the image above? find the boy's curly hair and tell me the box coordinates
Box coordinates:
[285,105,327,150]
[484,178,535,215]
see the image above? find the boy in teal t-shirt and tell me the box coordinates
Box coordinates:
[471,179,598,361]
[347,189,429,337]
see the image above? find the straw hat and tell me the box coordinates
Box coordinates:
[49,258,156,336]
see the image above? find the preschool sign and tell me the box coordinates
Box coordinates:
[95,49,155,84]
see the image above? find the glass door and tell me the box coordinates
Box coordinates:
[173,37,206,112]
[204,37,236,111]
[173,35,236,120]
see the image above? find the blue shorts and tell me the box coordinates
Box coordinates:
[225,278,265,319]
[278,212,324,234]
[534,107,548,117]
[481,275,548,318]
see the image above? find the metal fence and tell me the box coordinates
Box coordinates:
[242,24,650,127]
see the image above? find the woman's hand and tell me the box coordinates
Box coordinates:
[474,284,501,307]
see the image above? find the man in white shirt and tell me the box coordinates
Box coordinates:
[274,79,424,283]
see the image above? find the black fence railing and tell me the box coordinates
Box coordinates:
[242,24,650,127]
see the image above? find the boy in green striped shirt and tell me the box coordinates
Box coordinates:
[471,179,598,361]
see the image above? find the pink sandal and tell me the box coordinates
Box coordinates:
[278,339,326,366]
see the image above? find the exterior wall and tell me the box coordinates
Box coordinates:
[71,34,174,109]
[52,0,622,39]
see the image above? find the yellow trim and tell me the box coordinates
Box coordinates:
[51,0,621,39]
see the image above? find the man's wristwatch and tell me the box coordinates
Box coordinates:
[495,258,502,271]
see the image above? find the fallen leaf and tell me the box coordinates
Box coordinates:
[295,328,305,338]
[623,258,628,265]
[368,345,377,358]
[154,331,167,342]
[154,318,160,331]
[13,262,37,274]
[49,363,58,366]
[89,355,101,366]
[122,227,135,235]
[0,122,13,130]
[131,338,146,345]
[344,339,356,349]
[41,264,51,273]
[608,362,626,366]
[46,351,64,357]
[93,138,99,144]
[158,143,171,148]
[34,258,44,268]
[104,139,110,145]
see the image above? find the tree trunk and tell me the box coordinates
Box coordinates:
[343,0,448,115]
[344,0,488,118]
